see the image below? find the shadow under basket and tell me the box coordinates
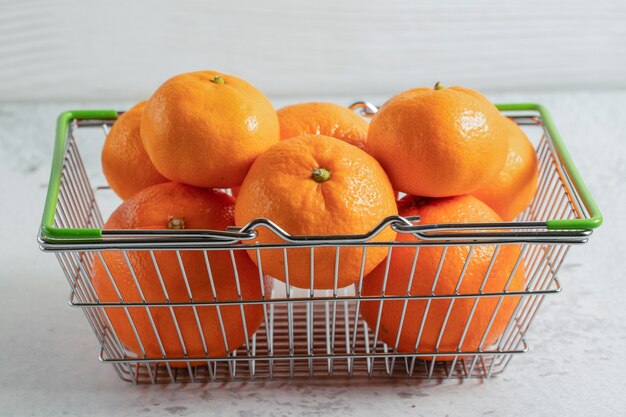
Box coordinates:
[38,102,602,384]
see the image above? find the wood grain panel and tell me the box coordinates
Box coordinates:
[0,0,625,101]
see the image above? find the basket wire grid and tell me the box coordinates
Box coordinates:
[39,103,601,384]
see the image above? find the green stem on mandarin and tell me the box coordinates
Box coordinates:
[211,75,225,84]
[434,81,445,90]
[167,216,186,229]
[312,168,331,183]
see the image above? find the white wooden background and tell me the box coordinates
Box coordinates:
[1,0,625,101]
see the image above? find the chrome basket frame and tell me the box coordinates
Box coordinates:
[38,102,598,383]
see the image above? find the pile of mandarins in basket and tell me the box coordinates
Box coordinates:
[95,71,538,364]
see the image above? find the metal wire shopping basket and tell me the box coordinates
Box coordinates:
[38,102,602,384]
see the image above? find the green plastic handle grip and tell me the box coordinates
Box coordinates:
[40,110,118,241]
[496,103,602,230]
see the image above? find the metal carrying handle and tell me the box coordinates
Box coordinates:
[349,101,379,118]
[227,215,416,243]
[41,216,418,249]
[39,214,590,252]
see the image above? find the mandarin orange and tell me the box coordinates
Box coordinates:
[473,118,538,221]
[141,71,279,188]
[92,183,271,365]
[277,102,369,148]
[101,101,167,199]
[234,134,398,289]
[361,195,525,359]
[366,83,508,197]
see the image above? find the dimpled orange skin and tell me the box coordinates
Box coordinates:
[473,118,539,221]
[361,195,525,359]
[235,134,398,290]
[101,101,168,199]
[277,102,369,148]
[141,71,280,188]
[92,183,271,366]
[366,85,508,197]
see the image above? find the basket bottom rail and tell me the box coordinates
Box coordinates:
[91,301,530,383]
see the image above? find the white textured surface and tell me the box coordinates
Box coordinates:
[1,91,625,416]
[1,0,626,101]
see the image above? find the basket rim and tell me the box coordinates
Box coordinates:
[38,103,602,247]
